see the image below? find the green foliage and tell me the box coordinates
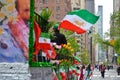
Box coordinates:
[40,9,52,20]
[67,37,79,52]
[117,56,120,65]
[110,10,120,65]
[35,9,55,32]
[79,49,90,65]
[114,38,120,54]
[92,33,111,51]
[62,30,79,52]
[110,27,120,37]
[92,33,103,44]
[56,47,71,56]
[60,59,73,66]
[110,11,120,38]
[54,29,80,66]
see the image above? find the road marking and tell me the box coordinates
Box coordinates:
[110,75,115,77]
[116,75,120,77]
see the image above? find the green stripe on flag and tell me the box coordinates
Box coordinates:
[40,33,50,38]
[74,56,81,62]
[68,9,99,24]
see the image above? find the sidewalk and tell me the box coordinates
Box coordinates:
[0,63,31,80]
[91,69,120,80]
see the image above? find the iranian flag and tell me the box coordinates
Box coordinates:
[60,67,67,80]
[58,9,99,34]
[70,66,80,76]
[53,70,58,80]
[73,56,81,65]
[39,33,56,59]
[69,66,75,75]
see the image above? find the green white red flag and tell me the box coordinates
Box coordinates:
[58,9,99,34]
[34,20,41,55]
[53,70,58,80]
[39,33,56,59]
[60,67,67,80]
[70,66,80,76]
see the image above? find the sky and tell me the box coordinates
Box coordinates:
[95,0,113,34]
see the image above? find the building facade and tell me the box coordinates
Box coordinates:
[35,0,71,22]
[113,0,120,12]
[74,0,86,55]
[85,0,95,64]
[97,6,104,63]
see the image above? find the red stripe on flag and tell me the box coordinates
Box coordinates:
[59,20,86,34]
[34,20,41,55]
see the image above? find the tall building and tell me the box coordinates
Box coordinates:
[97,6,103,38]
[73,0,86,57]
[71,0,81,10]
[75,0,96,64]
[85,0,95,13]
[85,0,95,64]
[97,5,104,63]
[113,0,120,12]
[35,0,71,22]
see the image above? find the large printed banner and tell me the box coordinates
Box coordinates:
[0,0,30,62]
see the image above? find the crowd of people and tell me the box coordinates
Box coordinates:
[77,63,108,80]
[77,64,93,80]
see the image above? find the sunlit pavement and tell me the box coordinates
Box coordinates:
[91,69,120,80]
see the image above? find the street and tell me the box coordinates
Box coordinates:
[91,69,120,80]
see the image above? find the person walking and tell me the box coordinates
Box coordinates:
[99,64,102,71]
[79,65,85,80]
[84,64,92,80]
[101,65,106,78]
[107,65,110,71]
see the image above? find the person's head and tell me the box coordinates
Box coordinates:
[53,28,59,33]
[53,23,59,33]
[87,64,91,70]
[16,0,30,21]
[82,65,85,69]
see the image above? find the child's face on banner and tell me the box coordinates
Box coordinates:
[18,0,30,21]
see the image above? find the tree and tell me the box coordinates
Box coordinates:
[34,8,55,33]
[79,49,90,65]
[110,10,120,64]
[110,11,120,38]
[114,38,120,65]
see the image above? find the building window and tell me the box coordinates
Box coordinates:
[56,6,60,12]
[42,0,48,4]
[40,0,43,4]
[46,0,48,3]
[56,0,60,3]
[56,14,60,19]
